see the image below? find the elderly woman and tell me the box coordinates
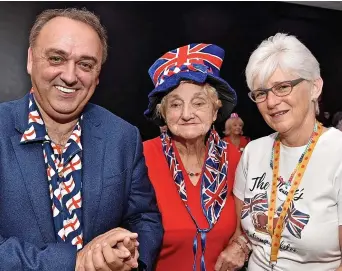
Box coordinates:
[143,44,248,271]
[233,33,342,271]
[223,113,250,153]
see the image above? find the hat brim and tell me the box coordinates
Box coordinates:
[144,72,237,126]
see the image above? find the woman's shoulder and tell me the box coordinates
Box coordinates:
[143,136,161,146]
[143,137,163,155]
[318,127,342,151]
[322,127,342,141]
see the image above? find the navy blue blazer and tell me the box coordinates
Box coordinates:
[0,94,163,271]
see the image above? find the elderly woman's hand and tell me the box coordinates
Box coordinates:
[214,240,247,271]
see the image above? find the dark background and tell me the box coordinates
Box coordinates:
[1,1,341,140]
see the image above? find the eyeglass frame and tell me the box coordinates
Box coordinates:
[248,78,306,103]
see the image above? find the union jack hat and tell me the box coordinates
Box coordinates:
[144,43,237,125]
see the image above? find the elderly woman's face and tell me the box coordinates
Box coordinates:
[226,119,243,136]
[255,68,321,134]
[164,83,217,140]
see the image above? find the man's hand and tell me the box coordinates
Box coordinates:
[75,227,138,271]
[214,241,246,271]
[116,237,139,268]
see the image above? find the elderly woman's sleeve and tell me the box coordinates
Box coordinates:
[233,145,249,201]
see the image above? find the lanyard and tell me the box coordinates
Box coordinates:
[268,121,323,264]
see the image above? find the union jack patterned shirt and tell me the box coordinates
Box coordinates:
[20,90,83,250]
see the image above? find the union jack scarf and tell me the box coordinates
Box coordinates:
[161,129,229,271]
[20,90,83,250]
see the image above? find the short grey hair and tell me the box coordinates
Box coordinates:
[29,8,108,64]
[245,33,321,114]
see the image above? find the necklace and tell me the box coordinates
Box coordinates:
[268,120,323,266]
[187,171,201,177]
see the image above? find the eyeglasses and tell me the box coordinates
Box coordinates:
[248,78,305,103]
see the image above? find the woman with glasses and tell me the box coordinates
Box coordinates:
[233,33,342,271]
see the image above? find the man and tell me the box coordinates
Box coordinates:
[0,8,163,271]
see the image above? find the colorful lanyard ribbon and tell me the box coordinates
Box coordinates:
[268,121,323,265]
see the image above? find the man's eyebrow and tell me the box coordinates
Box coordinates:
[45,48,69,57]
[45,48,98,64]
[79,55,98,64]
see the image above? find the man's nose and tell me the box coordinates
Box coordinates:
[60,62,78,86]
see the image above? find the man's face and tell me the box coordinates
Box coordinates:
[27,16,103,122]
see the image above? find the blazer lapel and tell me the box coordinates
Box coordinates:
[12,97,105,245]
[81,105,104,244]
[11,95,56,242]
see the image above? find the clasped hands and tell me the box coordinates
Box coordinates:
[76,227,139,271]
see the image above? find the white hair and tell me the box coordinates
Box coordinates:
[245,33,321,114]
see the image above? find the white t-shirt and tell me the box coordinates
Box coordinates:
[234,128,342,271]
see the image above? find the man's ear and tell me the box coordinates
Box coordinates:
[311,77,323,101]
[27,47,33,75]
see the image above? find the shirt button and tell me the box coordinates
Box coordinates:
[58,172,63,178]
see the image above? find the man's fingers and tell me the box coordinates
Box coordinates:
[122,258,138,269]
[123,237,135,254]
[106,231,138,247]
[134,247,139,260]
[89,227,137,248]
[76,251,86,271]
[116,248,138,269]
[107,227,134,236]
[117,242,131,258]
[84,249,96,271]
[125,247,139,269]
[102,243,125,270]
[92,244,111,271]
